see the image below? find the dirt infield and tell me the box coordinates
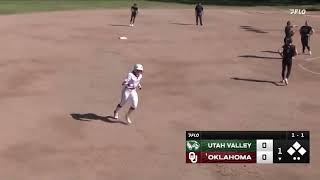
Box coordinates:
[0,8,319,180]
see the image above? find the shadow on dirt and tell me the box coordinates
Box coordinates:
[261,50,280,54]
[170,22,194,26]
[231,77,285,86]
[238,55,282,60]
[70,113,128,125]
[240,25,268,33]
[109,24,130,27]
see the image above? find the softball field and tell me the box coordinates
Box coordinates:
[0,7,319,180]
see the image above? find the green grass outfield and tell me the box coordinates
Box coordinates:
[0,0,188,14]
[0,0,319,15]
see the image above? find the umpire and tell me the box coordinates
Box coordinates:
[279,38,298,86]
[195,3,204,26]
[300,21,315,55]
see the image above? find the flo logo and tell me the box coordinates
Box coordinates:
[289,9,306,15]
[186,140,200,151]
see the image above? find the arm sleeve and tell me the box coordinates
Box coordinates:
[279,47,283,57]
[293,45,298,56]
[122,73,132,85]
[299,27,302,34]
[138,75,142,88]
[310,27,314,34]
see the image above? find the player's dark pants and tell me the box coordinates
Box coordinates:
[196,14,203,25]
[284,37,292,44]
[301,36,310,53]
[130,13,137,24]
[282,59,292,79]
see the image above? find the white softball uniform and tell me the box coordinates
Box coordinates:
[119,72,142,109]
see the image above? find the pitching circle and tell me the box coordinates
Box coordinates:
[298,56,320,75]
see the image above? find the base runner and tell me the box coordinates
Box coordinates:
[113,64,143,124]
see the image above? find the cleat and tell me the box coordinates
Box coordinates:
[126,114,132,124]
[113,111,119,119]
[309,51,312,55]
[285,78,289,85]
[280,79,285,83]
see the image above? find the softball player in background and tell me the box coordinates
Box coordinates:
[300,21,315,55]
[113,64,143,124]
[195,2,204,26]
[283,21,298,44]
[130,3,138,27]
[278,38,298,85]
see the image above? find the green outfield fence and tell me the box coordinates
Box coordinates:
[0,0,319,15]
[148,0,319,6]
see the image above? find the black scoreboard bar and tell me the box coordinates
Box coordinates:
[186,131,310,164]
[186,131,309,140]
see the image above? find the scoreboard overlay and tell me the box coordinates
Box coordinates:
[186,131,310,164]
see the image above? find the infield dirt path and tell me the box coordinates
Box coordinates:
[0,8,319,180]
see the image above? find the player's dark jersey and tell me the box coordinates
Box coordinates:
[282,44,296,60]
[131,6,138,14]
[300,26,312,37]
[285,25,294,38]
[195,5,203,15]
